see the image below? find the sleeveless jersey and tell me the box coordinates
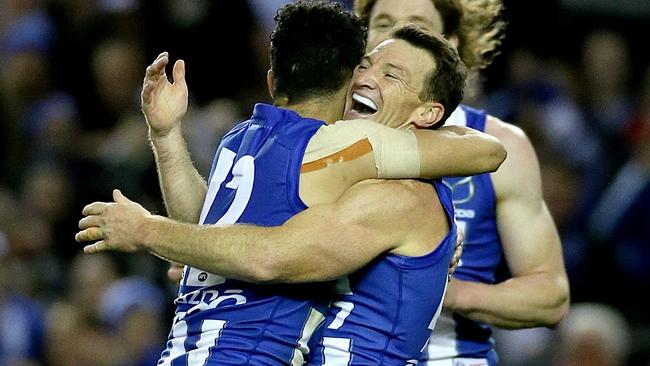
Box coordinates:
[422,105,503,365]
[309,180,457,365]
[158,103,330,366]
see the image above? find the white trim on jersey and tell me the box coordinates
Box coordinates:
[200,148,237,224]
[423,358,488,366]
[183,266,226,287]
[423,311,461,361]
[291,308,326,366]
[322,337,352,365]
[186,320,227,365]
[158,320,188,366]
[445,107,468,127]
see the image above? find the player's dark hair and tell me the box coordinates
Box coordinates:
[270,1,367,104]
[393,25,467,127]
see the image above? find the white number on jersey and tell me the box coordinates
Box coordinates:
[199,148,255,225]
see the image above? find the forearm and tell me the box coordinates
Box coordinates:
[448,273,569,329]
[137,194,390,284]
[150,126,207,222]
[414,126,506,178]
[139,215,282,283]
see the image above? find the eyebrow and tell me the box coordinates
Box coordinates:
[361,55,373,65]
[406,15,435,26]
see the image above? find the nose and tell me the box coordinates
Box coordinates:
[354,67,378,90]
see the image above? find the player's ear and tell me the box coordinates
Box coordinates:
[410,102,444,129]
[267,69,275,99]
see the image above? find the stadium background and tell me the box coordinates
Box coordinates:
[0,0,648,364]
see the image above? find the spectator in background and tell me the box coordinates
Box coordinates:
[576,30,637,217]
[0,228,45,366]
[587,64,650,323]
[98,276,166,366]
[581,30,635,154]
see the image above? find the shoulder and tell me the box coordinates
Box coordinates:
[341,180,440,216]
[484,116,531,152]
[484,115,542,200]
[222,119,251,139]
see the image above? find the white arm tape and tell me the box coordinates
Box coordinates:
[304,119,420,179]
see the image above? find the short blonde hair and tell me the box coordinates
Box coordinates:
[354,0,506,71]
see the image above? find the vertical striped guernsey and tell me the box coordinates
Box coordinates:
[158,103,330,366]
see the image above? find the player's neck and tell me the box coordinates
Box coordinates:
[282,88,347,125]
[287,102,340,125]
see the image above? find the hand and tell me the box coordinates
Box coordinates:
[449,228,464,276]
[167,262,184,285]
[75,190,152,254]
[141,52,188,138]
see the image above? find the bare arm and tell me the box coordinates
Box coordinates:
[142,52,206,223]
[76,182,444,284]
[414,125,506,177]
[306,120,505,180]
[298,120,506,206]
[443,118,570,329]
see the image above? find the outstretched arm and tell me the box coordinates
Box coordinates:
[415,125,506,177]
[442,118,569,329]
[75,181,442,284]
[142,52,206,223]
[304,119,505,182]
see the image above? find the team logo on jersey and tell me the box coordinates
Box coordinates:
[447,177,475,205]
[198,272,208,282]
[175,288,248,321]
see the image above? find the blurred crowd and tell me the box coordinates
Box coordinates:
[0,0,648,365]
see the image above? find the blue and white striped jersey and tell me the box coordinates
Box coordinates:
[422,105,503,366]
[158,103,330,366]
[308,180,457,365]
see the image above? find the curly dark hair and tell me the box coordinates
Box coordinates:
[270,1,367,104]
[355,0,505,71]
[393,26,467,126]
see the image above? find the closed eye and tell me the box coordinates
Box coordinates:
[374,21,393,30]
[385,73,400,80]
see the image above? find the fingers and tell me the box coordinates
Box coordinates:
[142,80,155,103]
[172,59,186,87]
[145,52,169,78]
[84,240,108,254]
[82,202,109,216]
[167,262,184,285]
[75,226,103,242]
[113,189,129,203]
[142,53,169,105]
[78,215,101,229]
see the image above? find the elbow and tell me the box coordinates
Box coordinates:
[543,274,571,327]
[245,261,284,285]
[244,256,298,285]
[485,140,507,173]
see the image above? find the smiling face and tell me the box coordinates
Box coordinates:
[366,0,444,51]
[343,38,437,129]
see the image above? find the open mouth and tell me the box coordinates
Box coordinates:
[351,93,378,115]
